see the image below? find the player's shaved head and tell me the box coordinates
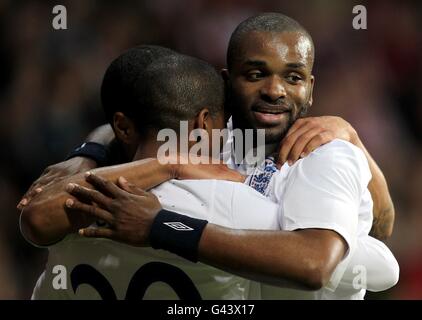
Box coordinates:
[137,54,224,131]
[101,46,224,134]
[227,12,315,70]
[101,45,176,126]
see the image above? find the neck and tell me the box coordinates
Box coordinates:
[231,117,280,161]
[265,142,279,158]
[133,135,162,161]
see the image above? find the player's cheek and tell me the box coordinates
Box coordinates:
[239,84,259,106]
[291,85,308,105]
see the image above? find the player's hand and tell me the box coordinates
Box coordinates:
[277,116,358,168]
[17,157,98,210]
[65,172,161,246]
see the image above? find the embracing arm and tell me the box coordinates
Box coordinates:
[198,226,346,290]
[352,137,395,240]
[19,158,175,246]
[63,173,348,291]
[17,124,116,210]
[277,116,395,240]
[20,157,243,246]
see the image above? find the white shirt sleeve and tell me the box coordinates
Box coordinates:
[281,139,371,252]
[230,184,280,230]
[280,140,371,289]
[340,236,400,292]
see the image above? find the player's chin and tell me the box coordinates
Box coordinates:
[263,124,290,144]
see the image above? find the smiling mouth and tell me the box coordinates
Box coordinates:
[253,110,289,125]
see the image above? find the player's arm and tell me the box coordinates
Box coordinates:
[199,226,347,290]
[184,140,364,289]
[19,158,175,246]
[352,138,394,240]
[62,173,347,290]
[66,142,364,290]
[277,116,395,240]
[17,124,116,210]
[65,174,348,290]
[20,158,243,246]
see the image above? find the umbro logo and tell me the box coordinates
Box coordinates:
[76,143,86,151]
[163,222,194,231]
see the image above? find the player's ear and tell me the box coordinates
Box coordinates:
[308,75,315,107]
[300,75,315,118]
[194,108,212,134]
[113,112,139,145]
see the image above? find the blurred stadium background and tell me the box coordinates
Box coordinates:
[0,0,420,299]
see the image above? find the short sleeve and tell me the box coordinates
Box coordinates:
[281,139,371,258]
[340,236,399,292]
[231,184,280,230]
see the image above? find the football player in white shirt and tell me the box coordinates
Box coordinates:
[19,13,396,298]
[24,49,282,300]
[62,146,398,300]
[24,49,396,299]
[57,14,398,299]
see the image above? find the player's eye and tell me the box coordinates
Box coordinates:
[285,74,303,84]
[246,70,264,81]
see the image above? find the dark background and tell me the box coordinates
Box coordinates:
[0,0,421,299]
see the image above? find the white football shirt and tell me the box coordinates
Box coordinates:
[241,139,399,299]
[30,121,399,300]
[31,179,279,300]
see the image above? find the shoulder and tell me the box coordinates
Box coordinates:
[291,139,371,187]
[304,139,367,169]
[316,139,366,159]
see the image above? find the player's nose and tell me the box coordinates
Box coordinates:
[260,75,286,103]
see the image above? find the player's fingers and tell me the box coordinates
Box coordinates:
[85,172,122,198]
[18,178,43,207]
[117,176,148,196]
[278,121,313,166]
[17,169,60,208]
[78,227,115,239]
[17,186,43,209]
[26,185,43,200]
[66,183,112,209]
[302,131,334,156]
[284,117,308,138]
[287,127,324,164]
[65,198,114,224]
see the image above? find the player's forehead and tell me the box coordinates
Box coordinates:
[236,31,313,71]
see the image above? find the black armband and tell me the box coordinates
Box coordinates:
[149,209,208,262]
[65,142,109,167]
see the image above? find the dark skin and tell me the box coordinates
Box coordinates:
[65,174,158,247]
[18,28,394,242]
[59,32,352,290]
[19,32,392,286]
[19,109,245,246]
[66,172,347,290]
[20,31,392,289]
[225,31,315,144]
[224,31,394,238]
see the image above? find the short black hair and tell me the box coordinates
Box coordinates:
[135,54,224,131]
[227,12,315,70]
[101,45,176,126]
